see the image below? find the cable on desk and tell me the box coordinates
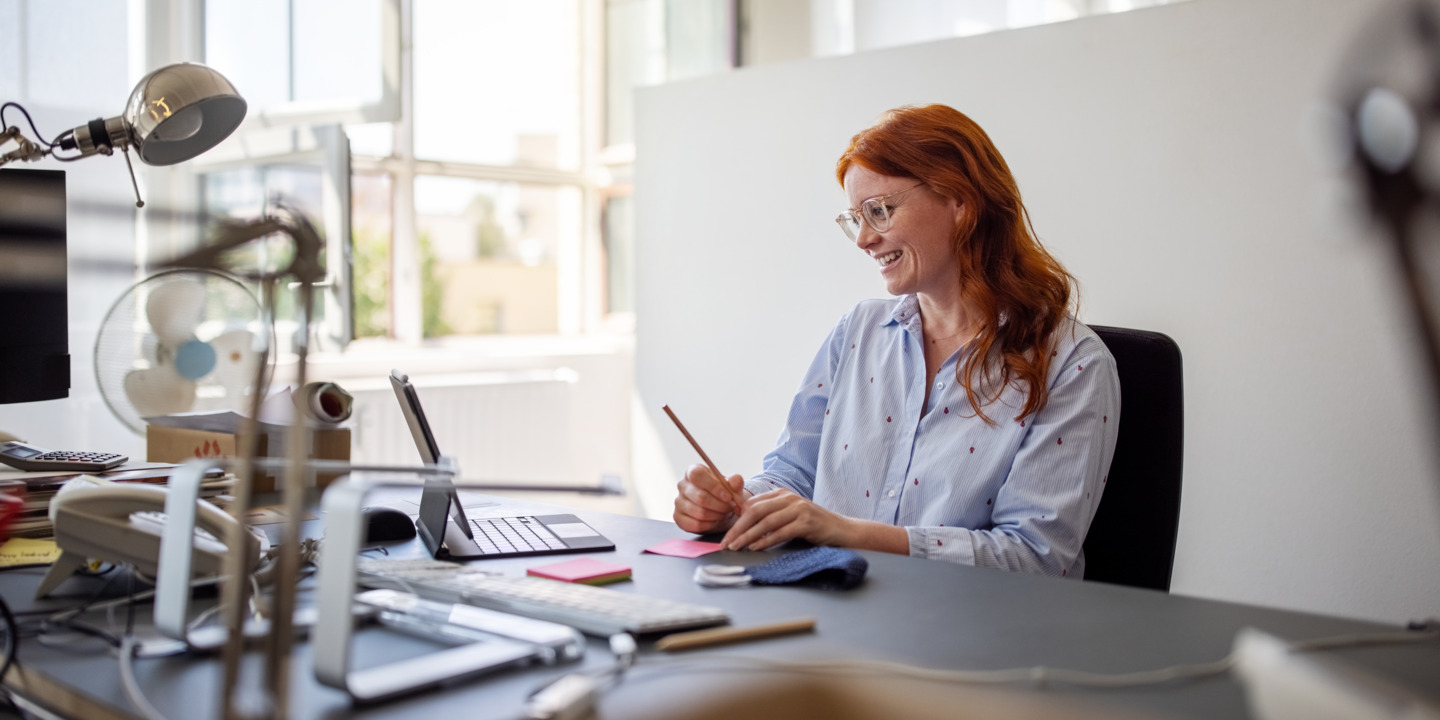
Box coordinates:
[0,596,18,678]
[0,595,20,715]
[118,636,167,720]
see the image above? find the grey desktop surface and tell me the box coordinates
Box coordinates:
[2,491,1438,719]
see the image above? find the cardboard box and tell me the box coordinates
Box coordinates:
[146,425,351,491]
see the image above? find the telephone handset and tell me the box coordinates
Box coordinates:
[37,480,267,599]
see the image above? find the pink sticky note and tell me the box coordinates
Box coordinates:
[644,538,723,558]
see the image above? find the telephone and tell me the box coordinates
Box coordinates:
[37,478,267,599]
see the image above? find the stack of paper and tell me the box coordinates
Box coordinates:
[0,464,235,539]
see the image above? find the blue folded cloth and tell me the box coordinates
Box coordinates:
[745,547,868,591]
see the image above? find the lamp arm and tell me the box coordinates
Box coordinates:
[0,125,50,166]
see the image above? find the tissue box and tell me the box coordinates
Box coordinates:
[146,425,351,492]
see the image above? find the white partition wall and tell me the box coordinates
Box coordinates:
[633,0,1440,624]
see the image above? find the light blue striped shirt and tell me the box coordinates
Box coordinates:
[745,295,1120,578]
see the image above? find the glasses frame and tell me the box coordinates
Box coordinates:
[835,183,925,241]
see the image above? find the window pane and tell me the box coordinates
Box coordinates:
[27,0,128,111]
[664,0,733,81]
[414,0,581,169]
[294,0,383,105]
[605,0,664,148]
[352,172,392,338]
[205,0,291,112]
[415,176,577,335]
[346,122,393,157]
[603,195,635,314]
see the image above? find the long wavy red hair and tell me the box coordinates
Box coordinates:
[836,104,1075,423]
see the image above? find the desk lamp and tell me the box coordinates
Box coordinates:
[0,61,246,207]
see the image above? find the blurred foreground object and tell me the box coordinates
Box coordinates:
[1331,0,1440,436]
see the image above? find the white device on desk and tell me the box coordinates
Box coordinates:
[314,475,576,704]
[38,477,266,598]
[0,440,127,472]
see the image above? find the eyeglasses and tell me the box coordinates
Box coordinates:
[834,183,925,241]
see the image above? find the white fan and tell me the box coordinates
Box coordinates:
[95,269,273,435]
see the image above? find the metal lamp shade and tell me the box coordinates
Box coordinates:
[123,63,247,166]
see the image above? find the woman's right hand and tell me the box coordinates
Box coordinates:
[673,463,748,534]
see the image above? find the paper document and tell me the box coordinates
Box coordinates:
[0,537,61,566]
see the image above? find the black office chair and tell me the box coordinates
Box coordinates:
[1081,326,1184,592]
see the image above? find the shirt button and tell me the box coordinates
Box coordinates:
[888,490,896,498]
[935,381,944,389]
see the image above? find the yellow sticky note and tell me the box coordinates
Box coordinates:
[0,538,62,567]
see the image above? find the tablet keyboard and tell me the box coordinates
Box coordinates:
[468,517,567,554]
[357,557,730,636]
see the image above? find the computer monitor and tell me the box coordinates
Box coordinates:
[0,169,69,404]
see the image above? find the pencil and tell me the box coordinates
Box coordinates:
[655,617,817,652]
[662,404,745,516]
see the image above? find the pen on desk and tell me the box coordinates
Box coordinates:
[655,617,817,652]
[662,404,745,516]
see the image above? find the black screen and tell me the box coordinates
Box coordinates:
[0,169,68,404]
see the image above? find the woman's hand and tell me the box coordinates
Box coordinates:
[673,464,749,535]
[720,489,856,551]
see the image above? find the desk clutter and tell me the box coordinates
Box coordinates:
[0,463,235,539]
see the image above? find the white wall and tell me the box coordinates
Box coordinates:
[633,0,1440,624]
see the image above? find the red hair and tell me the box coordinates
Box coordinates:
[836,104,1075,423]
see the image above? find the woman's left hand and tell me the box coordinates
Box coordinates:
[720,489,855,551]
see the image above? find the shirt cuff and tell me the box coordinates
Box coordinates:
[906,526,976,565]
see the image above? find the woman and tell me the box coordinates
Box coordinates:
[672,104,1121,578]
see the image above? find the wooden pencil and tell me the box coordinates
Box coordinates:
[662,404,745,516]
[655,617,817,652]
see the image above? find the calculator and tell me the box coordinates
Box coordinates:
[0,441,128,472]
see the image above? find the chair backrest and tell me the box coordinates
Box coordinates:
[1082,326,1184,592]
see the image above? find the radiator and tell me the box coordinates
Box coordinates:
[346,369,577,483]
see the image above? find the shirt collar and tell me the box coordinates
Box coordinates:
[883,295,923,332]
[881,295,1010,332]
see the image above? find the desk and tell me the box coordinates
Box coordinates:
[1,491,1438,719]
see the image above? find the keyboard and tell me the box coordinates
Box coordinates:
[468,516,566,555]
[356,557,731,636]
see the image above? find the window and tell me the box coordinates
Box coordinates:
[413,0,582,170]
[414,176,581,335]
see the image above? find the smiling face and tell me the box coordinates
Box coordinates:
[843,164,965,301]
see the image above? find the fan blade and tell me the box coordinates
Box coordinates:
[210,329,261,395]
[146,276,208,346]
[124,366,198,418]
